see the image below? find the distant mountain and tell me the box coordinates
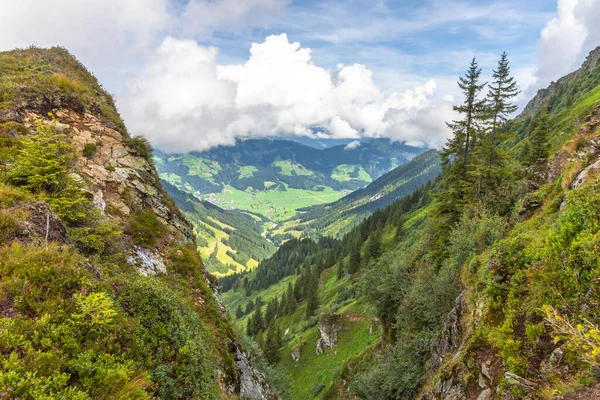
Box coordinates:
[155,138,425,194]
[163,181,276,276]
[279,150,441,238]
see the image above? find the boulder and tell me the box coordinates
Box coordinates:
[316,314,344,354]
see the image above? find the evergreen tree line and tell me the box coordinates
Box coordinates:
[435,52,551,233]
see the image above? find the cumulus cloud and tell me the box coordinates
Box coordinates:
[344,140,361,150]
[534,0,600,89]
[0,0,289,87]
[121,34,453,152]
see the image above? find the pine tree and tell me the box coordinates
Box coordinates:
[263,326,282,364]
[528,106,550,165]
[253,306,264,334]
[336,255,345,280]
[235,305,244,319]
[286,282,297,313]
[306,268,319,318]
[245,299,254,315]
[475,52,519,197]
[441,57,487,208]
[366,231,382,262]
[348,244,361,275]
[265,297,278,326]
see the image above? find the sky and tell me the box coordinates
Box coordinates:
[1,0,599,152]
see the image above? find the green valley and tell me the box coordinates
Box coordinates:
[216,46,600,400]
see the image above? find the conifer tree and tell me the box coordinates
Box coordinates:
[263,326,282,364]
[348,245,361,275]
[336,255,345,280]
[528,106,550,165]
[253,305,264,334]
[441,57,486,207]
[475,52,519,196]
[306,268,319,318]
[366,231,382,261]
[265,297,278,326]
[245,299,254,314]
[286,282,297,313]
[235,305,244,319]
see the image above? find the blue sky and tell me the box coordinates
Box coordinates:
[204,0,554,91]
[1,0,599,152]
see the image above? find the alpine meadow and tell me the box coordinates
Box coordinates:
[2,1,600,400]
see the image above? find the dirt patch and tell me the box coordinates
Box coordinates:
[0,292,16,318]
[346,312,364,322]
[563,383,600,399]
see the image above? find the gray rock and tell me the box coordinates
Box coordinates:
[291,346,302,363]
[128,248,167,275]
[316,314,344,354]
[504,372,536,390]
[236,349,276,399]
[477,388,493,400]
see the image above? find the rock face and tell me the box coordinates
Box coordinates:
[291,345,302,363]
[316,314,344,354]
[235,349,276,400]
[430,291,465,372]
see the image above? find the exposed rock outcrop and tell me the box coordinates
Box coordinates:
[316,313,344,354]
[430,291,465,372]
[291,345,302,363]
[235,349,276,400]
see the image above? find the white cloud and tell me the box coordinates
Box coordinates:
[0,0,289,88]
[120,34,453,152]
[344,140,361,150]
[534,0,600,90]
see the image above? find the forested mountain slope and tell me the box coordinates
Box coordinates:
[0,47,275,399]
[156,138,424,194]
[221,47,600,400]
[163,181,276,277]
[281,149,441,238]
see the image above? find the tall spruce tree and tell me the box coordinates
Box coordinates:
[475,52,519,197]
[306,268,320,318]
[265,297,278,326]
[528,106,550,165]
[366,231,382,262]
[348,244,361,275]
[440,57,486,213]
[336,255,345,280]
[263,327,282,364]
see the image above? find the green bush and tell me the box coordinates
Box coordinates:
[125,136,153,162]
[130,210,167,247]
[82,143,97,158]
[6,119,89,224]
[119,277,215,399]
[70,220,122,255]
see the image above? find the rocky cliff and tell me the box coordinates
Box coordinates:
[0,47,274,399]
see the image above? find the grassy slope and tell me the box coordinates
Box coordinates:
[164,181,277,276]
[223,220,403,399]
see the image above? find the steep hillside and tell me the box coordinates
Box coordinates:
[0,47,275,399]
[163,181,276,276]
[280,149,440,238]
[221,47,600,400]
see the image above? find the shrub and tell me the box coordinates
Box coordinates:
[129,210,167,247]
[119,277,215,399]
[82,143,97,158]
[6,119,89,224]
[70,220,122,255]
[125,136,153,162]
